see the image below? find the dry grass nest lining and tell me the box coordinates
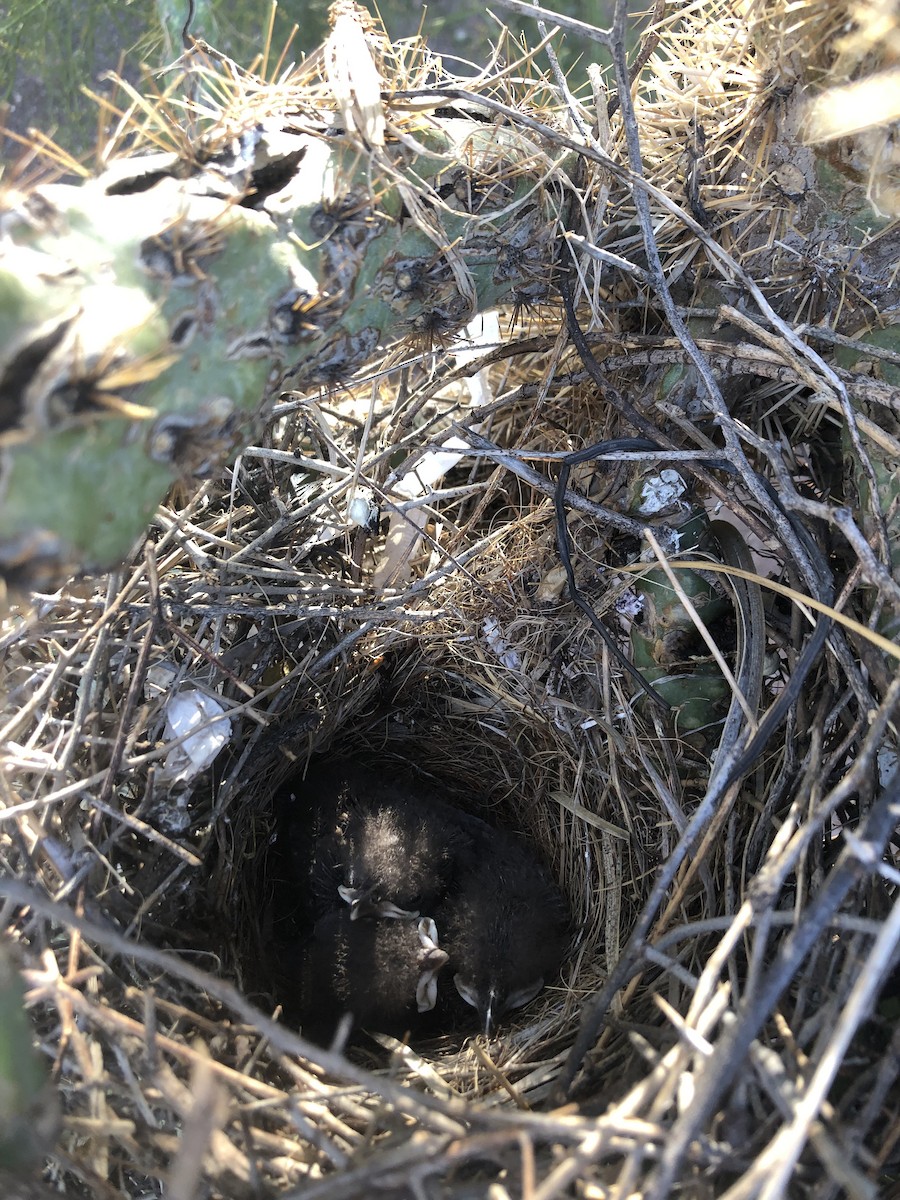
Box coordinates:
[2,1,900,1197]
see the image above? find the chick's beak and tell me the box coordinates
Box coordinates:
[482,988,499,1038]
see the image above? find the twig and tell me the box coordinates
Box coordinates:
[3,878,469,1136]
[644,679,900,1199]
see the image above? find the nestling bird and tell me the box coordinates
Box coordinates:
[298,909,449,1037]
[282,757,571,1038]
[300,760,478,920]
[436,822,570,1037]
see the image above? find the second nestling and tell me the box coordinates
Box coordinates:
[298,909,448,1036]
[437,821,571,1037]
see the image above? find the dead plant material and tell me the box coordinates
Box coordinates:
[2,1,900,1197]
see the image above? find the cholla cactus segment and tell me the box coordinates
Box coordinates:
[0,168,292,581]
[0,946,58,1174]
[0,27,572,587]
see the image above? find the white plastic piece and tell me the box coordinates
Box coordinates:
[347,489,378,528]
[878,746,898,787]
[374,313,500,588]
[162,689,232,782]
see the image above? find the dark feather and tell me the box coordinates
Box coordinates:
[298,760,480,919]
[283,758,570,1039]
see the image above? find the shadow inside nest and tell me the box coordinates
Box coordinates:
[256,754,574,1054]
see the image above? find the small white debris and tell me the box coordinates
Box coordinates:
[146,660,178,700]
[163,689,232,782]
[615,589,644,619]
[642,525,682,559]
[878,746,898,787]
[482,617,521,671]
[347,488,378,529]
[638,469,687,515]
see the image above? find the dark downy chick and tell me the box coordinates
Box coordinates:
[337,790,478,919]
[302,761,477,920]
[299,910,449,1039]
[437,826,570,1037]
[286,758,570,1037]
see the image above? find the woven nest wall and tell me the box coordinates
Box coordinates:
[2,0,900,1197]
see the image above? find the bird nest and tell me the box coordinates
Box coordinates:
[2,0,900,1196]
